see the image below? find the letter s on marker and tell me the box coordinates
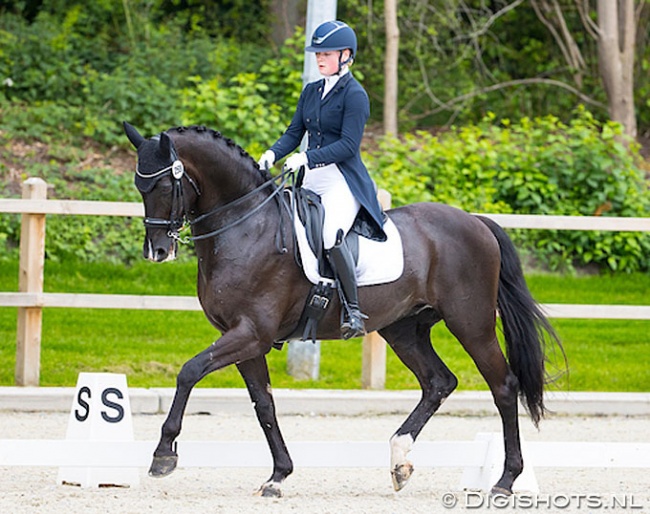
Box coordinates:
[101,387,125,423]
[75,386,91,422]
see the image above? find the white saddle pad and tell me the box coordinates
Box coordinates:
[293,204,404,287]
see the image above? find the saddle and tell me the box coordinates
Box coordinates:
[293,187,359,277]
[277,184,404,345]
[280,187,359,344]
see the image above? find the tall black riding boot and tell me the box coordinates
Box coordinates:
[326,239,367,340]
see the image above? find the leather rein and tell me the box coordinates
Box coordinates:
[136,151,294,252]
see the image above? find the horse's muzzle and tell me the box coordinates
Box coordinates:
[144,237,177,262]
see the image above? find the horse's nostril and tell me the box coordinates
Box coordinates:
[155,248,168,262]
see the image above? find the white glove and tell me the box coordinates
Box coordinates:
[258,150,275,171]
[283,152,308,173]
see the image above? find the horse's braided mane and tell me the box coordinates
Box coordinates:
[169,125,273,182]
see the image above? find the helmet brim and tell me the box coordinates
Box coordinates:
[305,45,353,53]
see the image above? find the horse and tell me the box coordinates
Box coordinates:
[123,122,562,498]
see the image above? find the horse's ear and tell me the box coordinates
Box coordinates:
[159,132,173,158]
[123,121,145,149]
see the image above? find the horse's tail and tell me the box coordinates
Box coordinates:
[476,215,564,426]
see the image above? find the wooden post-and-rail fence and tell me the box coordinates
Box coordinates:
[1,178,650,387]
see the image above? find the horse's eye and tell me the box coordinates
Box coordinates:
[157,180,173,194]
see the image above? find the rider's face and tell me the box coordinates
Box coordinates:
[315,50,350,76]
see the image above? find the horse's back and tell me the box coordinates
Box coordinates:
[387,202,500,263]
[385,202,501,318]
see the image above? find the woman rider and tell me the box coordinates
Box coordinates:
[258,20,386,340]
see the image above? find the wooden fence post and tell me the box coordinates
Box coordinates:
[361,331,388,389]
[15,178,47,386]
[361,189,391,390]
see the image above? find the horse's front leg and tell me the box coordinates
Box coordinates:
[149,321,270,478]
[237,356,293,497]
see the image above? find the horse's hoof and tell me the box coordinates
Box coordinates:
[490,485,513,496]
[391,462,414,491]
[148,454,178,478]
[254,481,283,498]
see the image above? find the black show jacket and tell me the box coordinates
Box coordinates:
[270,73,386,241]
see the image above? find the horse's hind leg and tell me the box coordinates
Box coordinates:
[379,309,458,492]
[237,356,293,497]
[445,312,523,495]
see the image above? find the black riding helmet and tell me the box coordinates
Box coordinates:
[305,20,357,72]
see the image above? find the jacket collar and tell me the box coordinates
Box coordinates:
[321,72,353,103]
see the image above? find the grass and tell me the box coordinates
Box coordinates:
[0,259,648,391]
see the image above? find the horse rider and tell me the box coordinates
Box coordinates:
[258,20,387,340]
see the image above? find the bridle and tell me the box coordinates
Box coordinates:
[135,141,200,238]
[135,139,294,251]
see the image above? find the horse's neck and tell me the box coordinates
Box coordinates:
[190,158,282,246]
[193,193,283,273]
[188,150,258,206]
[175,133,284,256]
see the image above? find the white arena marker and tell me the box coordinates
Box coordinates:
[57,372,139,488]
[459,432,538,493]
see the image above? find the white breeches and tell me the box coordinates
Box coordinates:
[303,163,360,249]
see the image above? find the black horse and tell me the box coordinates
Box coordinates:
[123,122,561,497]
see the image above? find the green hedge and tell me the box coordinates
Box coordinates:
[1,109,648,273]
[366,107,650,272]
[0,11,290,147]
[1,11,648,272]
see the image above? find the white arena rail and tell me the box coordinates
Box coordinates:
[1,436,649,492]
[2,438,649,469]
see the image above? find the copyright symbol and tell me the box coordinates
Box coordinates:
[441,492,458,508]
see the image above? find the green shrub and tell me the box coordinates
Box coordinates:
[365,130,511,212]
[0,10,279,147]
[368,108,650,273]
[179,28,304,156]
[180,73,286,157]
[0,145,147,264]
[80,66,182,146]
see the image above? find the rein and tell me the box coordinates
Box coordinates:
[188,169,294,246]
[139,151,294,252]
